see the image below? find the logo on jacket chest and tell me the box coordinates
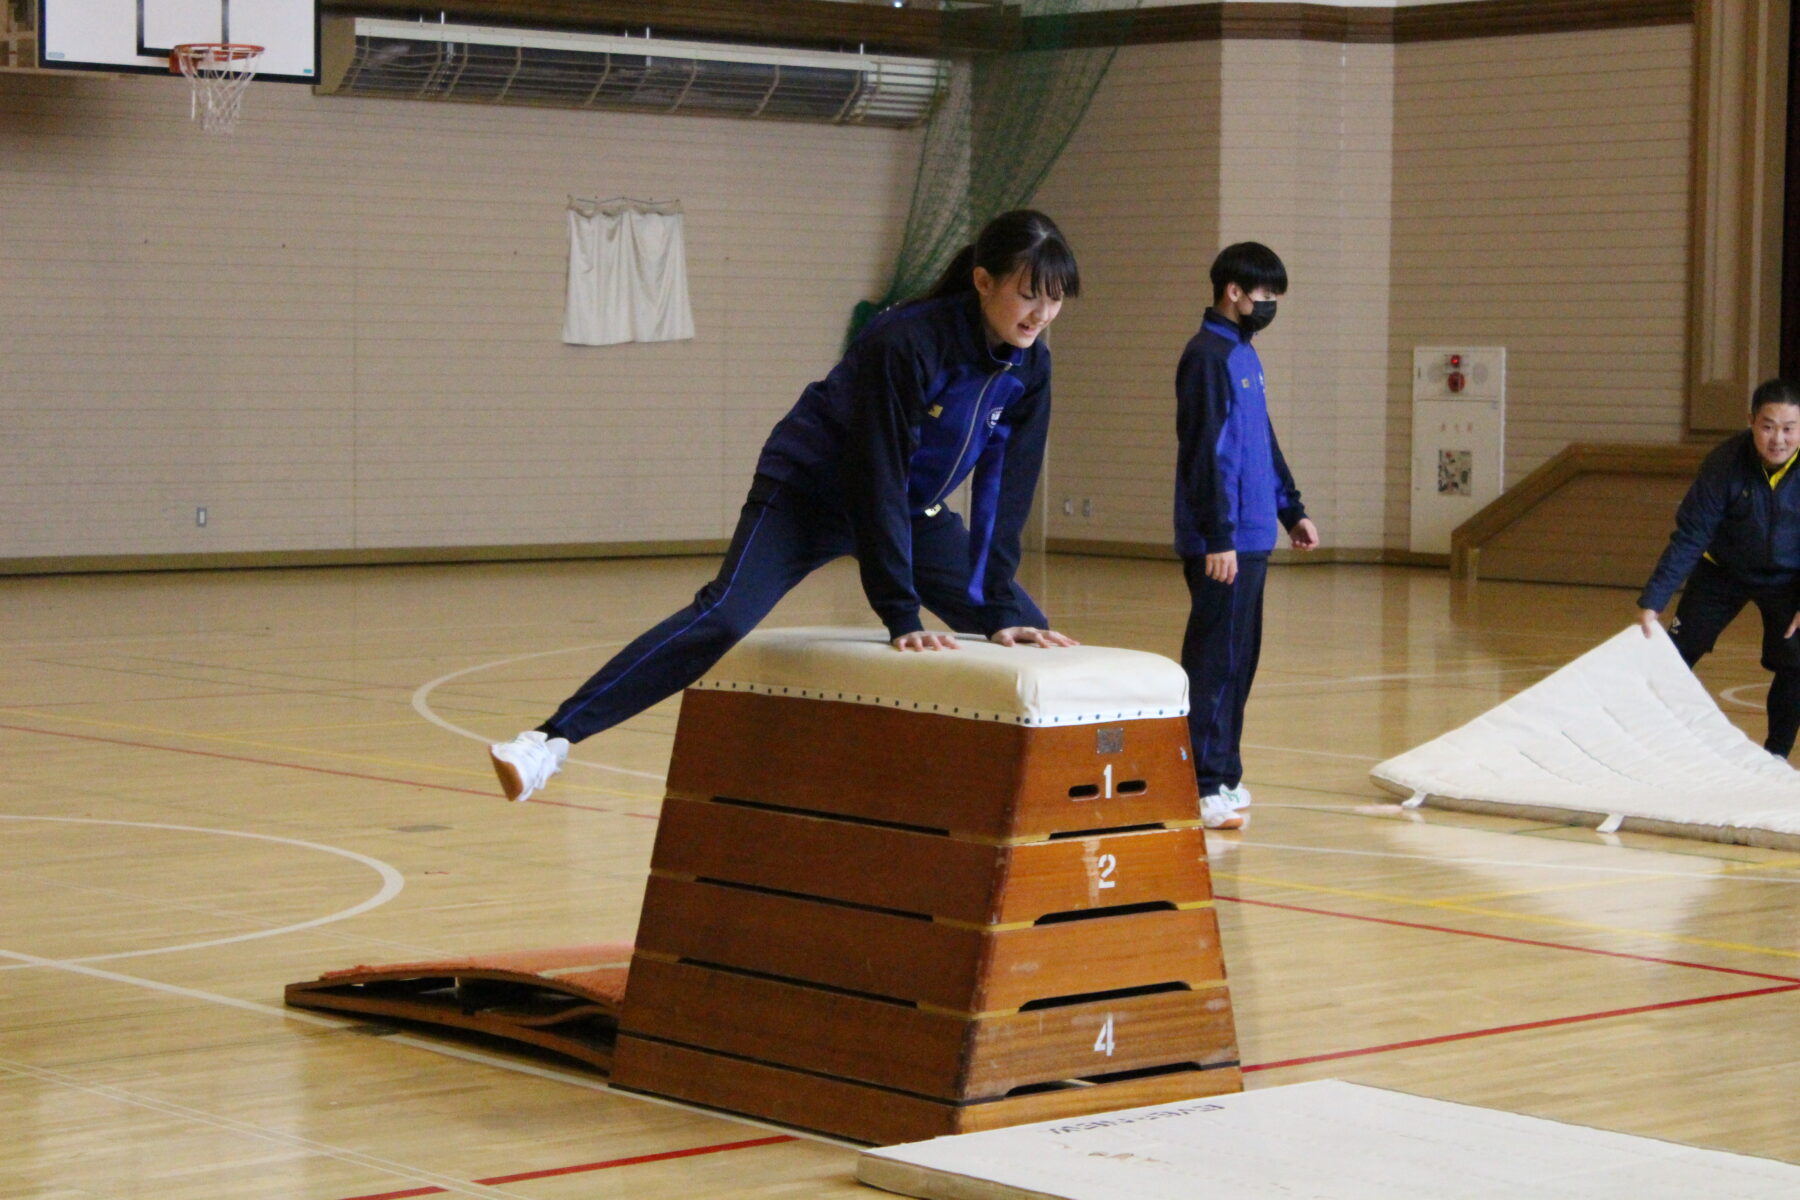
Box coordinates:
[927,402,1004,429]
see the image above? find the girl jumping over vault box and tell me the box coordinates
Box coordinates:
[491,211,1082,801]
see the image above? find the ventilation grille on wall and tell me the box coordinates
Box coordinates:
[318,18,947,127]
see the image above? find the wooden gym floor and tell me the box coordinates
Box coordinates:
[3,552,1798,1198]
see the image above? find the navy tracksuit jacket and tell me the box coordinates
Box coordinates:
[1174,312,1306,558]
[543,292,1053,743]
[1638,429,1800,757]
[1639,429,1800,613]
[1174,311,1307,793]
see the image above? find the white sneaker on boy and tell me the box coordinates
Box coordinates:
[1201,790,1247,831]
[489,730,569,802]
[1225,782,1252,811]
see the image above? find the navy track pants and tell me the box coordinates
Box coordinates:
[1670,557,1800,758]
[1181,551,1269,795]
[541,475,1047,743]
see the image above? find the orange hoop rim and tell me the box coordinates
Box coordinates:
[168,42,265,72]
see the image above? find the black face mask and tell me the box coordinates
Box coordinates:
[1239,299,1277,334]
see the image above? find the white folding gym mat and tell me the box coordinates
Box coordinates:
[856,1080,1800,1200]
[1370,625,1800,848]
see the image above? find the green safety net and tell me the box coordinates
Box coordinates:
[849,0,1140,344]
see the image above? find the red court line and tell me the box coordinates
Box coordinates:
[0,720,560,804]
[526,797,619,814]
[333,1134,796,1200]
[1215,893,1800,984]
[1244,982,1800,1073]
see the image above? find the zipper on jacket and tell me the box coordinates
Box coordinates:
[1768,466,1783,565]
[926,366,1008,509]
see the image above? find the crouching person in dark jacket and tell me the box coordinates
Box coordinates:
[1638,378,1800,758]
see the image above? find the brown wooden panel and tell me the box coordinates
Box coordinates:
[318,0,1005,55]
[618,956,969,1097]
[631,877,1222,1012]
[1452,443,1710,582]
[612,1034,1243,1146]
[1029,0,1688,49]
[650,797,1212,924]
[325,0,1692,57]
[995,827,1213,924]
[617,957,1237,1100]
[666,689,1197,839]
[632,877,978,1008]
[978,907,1224,1013]
[1392,0,1693,42]
[952,1065,1244,1135]
[648,796,1000,921]
[1026,3,1389,48]
[966,985,1237,1096]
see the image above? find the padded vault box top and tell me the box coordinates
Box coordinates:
[693,627,1188,728]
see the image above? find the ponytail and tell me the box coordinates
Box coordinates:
[848,210,1079,348]
[925,245,980,300]
[922,210,1081,304]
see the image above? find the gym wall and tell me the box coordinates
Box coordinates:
[1036,13,1693,557]
[1039,35,1394,555]
[0,5,1702,568]
[0,71,918,565]
[1385,23,1693,553]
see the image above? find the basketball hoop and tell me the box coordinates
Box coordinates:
[170,43,263,135]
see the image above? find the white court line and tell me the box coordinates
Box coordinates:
[1243,742,1383,763]
[411,644,668,782]
[0,816,404,971]
[1238,839,1800,886]
[1720,684,1769,711]
[0,945,849,1148]
[1258,664,1552,693]
[0,1031,535,1199]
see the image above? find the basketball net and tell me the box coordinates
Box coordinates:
[171,43,263,135]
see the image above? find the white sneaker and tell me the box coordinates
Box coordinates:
[1225,783,1252,811]
[1201,791,1247,831]
[489,731,569,802]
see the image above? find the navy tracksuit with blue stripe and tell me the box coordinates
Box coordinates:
[1174,312,1307,794]
[542,292,1052,743]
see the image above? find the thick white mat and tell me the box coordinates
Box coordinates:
[856,1080,1800,1200]
[694,626,1188,727]
[1369,625,1800,845]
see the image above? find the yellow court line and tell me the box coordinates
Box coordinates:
[1216,871,1800,963]
[1722,854,1800,874]
[221,718,429,736]
[1442,850,1800,904]
[1439,877,1657,905]
[1,708,654,803]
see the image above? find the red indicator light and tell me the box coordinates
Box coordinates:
[1449,354,1463,368]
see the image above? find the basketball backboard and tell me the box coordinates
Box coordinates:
[39,0,316,82]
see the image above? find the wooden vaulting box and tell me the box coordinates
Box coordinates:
[611,628,1243,1145]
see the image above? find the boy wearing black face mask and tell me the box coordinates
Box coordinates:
[1174,242,1321,831]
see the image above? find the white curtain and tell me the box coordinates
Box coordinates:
[563,198,695,346]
